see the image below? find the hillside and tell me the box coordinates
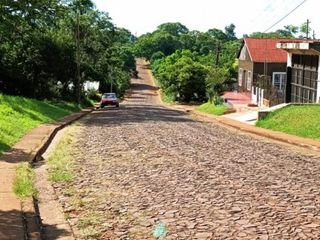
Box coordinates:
[0,94,80,155]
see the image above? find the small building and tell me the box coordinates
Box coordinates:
[83,81,100,91]
[238,38,288,93]
[277,41,320,103]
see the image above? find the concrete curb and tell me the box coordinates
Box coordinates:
[27,108,93,240]
[0,107,93,240]
[218,115,320,151]
[169,105,320,153]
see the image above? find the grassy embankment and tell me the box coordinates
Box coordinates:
[0,94,81,156]
[196,102,228,116]
[256,105,320,141]
[0,94,82,199]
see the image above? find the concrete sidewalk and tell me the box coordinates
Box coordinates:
[222,110,258,125]
[0,109,92,239]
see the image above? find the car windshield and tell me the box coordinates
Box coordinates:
[103,93,116,98]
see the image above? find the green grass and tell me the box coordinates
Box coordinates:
[196,102,228,116]
[0,94,81,156]
[256,105,320,141]
[161,91,175,103]
[13,162,37,199]
[47,126,79,183]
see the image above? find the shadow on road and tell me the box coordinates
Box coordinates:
[86,105,192,126]
[131,83,159,91]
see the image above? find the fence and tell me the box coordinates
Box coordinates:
[251,86,264,107]
[255,75,286,107]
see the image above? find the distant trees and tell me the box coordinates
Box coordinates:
[152,50,207,102]
[135,22,241,102]
[248,22,314,39]
[0,0,135,102]
[299,21,312,38]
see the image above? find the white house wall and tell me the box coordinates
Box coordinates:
[84,81,100,91]
[239,46,251,61]
[287,53,292,67]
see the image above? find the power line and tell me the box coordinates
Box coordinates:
[263,0,307,33]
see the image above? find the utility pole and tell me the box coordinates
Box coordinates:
[75,9,81,105]
[306,19,310,39]
[215,41,221,67]
[264,39,267,77]
[313,30,316,39]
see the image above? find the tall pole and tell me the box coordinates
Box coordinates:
[264,39,267,77]
[306,19,310,39]
[76,10,81,105]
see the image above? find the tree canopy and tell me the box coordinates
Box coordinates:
[0,0,135,102]
[135,22,241,102]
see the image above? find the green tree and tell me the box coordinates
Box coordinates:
[207,28,228,41]
[224,24,237,40]
[135,23,240,103]
[205,67,229,103]
[300,21,312,38]
[152,50,207,102]
[157,22,189,36]
[0,0,134,101]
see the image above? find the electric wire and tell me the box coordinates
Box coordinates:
[263,0,307,32]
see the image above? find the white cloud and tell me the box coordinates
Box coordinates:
[93,0,318,38]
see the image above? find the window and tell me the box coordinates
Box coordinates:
[272,72,286,91]
[239,68,243,86]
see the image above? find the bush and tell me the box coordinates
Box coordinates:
[211,96,224,105]
[196,102,227,116]
[152,50,207,102]
[150,51,165,63]
[86,88,101,102]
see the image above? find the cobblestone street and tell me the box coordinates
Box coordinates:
[54,60,320,239]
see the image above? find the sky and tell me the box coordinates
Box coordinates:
[92,0,318,38]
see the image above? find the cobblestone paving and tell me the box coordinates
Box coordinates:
[54,60,320,239]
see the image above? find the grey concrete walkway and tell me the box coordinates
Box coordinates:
[223,111,258,125]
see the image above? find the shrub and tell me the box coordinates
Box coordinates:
[86,88,101,102]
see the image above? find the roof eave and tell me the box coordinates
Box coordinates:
[276,42,320,55]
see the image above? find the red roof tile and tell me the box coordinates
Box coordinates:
[244,38,289,63]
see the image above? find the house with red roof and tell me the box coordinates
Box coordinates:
[238,38,288,95]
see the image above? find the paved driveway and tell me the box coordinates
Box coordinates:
[57,59,320,239]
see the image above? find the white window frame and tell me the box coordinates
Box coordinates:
[239,68,243,86]
[272,72,286,91]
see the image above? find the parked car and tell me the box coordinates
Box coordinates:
[100,93,119,108]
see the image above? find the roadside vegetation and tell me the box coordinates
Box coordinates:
[256,105,320,140]
[13,162,37,199]
[47,125,80,183]
[196,102,228,116]
[0,0,136,103]
[0,0,137,154]
[134,22,309,109]
[135,23,240,104]
[0,94,80,155]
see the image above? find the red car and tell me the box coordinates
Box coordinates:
[100,93,119,108]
